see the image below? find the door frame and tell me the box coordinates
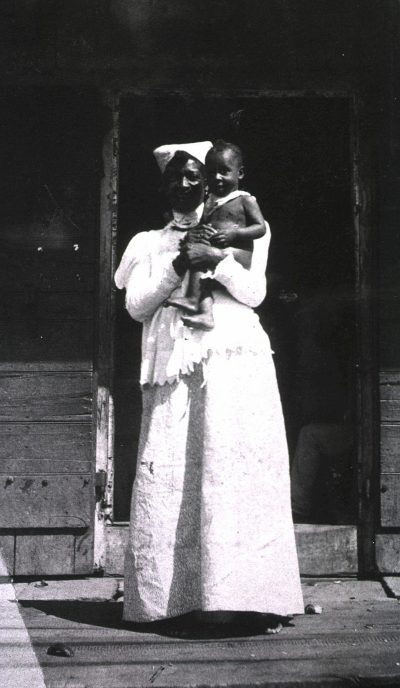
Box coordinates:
[95,89,378,576]
[351,93,379,577]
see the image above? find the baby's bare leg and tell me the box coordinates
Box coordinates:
[166,269,203,312]
[182,280,214,330]
[166,226,215,312]
[182,294,214,330]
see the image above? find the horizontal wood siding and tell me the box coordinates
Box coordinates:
[2,460,91,474]
[376,534,400,574]
[15,534,75,576]
[0,376,95,573]
[1,475,93,528]
[380,475,400,527]
[380,372,400,528]
[74,529,95,575]
[295,525,358,576]
[0,89,102,575]
[0,423,92,466]
[380,424,400,472]
[0,373,92,422]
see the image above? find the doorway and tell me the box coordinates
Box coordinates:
[112,94,359,570]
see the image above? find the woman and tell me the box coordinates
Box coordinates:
[115,140,303,627]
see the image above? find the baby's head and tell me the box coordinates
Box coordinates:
[205,140,244,198]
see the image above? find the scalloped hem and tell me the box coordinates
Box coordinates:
[140,344,274,388]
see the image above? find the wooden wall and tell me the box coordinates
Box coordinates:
[0,88,103,575]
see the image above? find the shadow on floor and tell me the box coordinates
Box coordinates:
[18,600,294,640]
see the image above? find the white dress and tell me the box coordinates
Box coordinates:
[115,213,304,622]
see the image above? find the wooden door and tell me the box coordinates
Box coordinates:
[106,93,370,576]
[0,89,100,576]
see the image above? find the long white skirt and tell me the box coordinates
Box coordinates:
[123,349,304,621]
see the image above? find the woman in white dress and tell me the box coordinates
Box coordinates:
[115,141,303,629]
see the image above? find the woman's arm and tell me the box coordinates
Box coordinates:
[184,223,271,308]
[115,232,184,322]
[212,250,266,307]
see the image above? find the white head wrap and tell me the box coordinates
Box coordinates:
[153,141,213,174]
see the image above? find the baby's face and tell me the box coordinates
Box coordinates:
[206,149,243,197]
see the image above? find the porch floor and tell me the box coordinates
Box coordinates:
[5,577,400,687]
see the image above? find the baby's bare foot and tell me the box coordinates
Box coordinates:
[166,296,199,312]
[182,313,214,330]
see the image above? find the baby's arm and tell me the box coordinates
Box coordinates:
[213,196,266,247]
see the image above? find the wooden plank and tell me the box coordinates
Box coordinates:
[380,384,400,401]
[0,459,91,474]
[74,528,95,574]
[0,535,14,577]
[380,374,400,422]
[15,534,75,576]
[105,524,129,576]
[380,473,400,526]
[0,372,92,421]
[380,371,400,386]
[376,533,400,573]
[0,361,93,372]
[0,423,92,463]
[19,605,400,688]
[380,424,400,472]
[380,399,400,423]
[294,524,358,575]
[0,474,93,528]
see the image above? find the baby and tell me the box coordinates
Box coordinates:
[168,140,266,329]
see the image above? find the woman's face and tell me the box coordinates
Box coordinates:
[163,157,205,213]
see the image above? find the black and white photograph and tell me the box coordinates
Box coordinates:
[0,2,399,686]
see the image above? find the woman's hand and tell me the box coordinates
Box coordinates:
[212,227,238,247]
[184,242,225,270]
[185,223,216,246]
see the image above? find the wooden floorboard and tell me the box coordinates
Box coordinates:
[18,598,400,687]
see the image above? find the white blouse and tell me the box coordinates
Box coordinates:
[115,209,272,386]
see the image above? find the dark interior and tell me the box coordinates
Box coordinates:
[114,95,356,523]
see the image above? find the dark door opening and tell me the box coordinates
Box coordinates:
[113,95,356,528]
